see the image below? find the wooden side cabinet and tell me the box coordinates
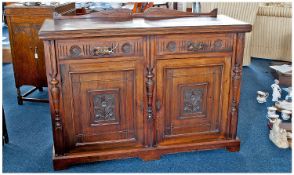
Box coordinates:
[39,8,252,170]
[5,2,75,105]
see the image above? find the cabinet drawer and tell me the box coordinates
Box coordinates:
[155,33,234,56]
[56,36,145,59]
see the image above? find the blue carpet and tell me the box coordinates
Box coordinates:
[2,58,292,172]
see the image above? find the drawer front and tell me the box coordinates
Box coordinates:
[56,36,145,59]
[155,33,234,56]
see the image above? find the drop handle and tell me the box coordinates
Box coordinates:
[92,43,118,56]
[187,41,208,51]
[34,46,39,59]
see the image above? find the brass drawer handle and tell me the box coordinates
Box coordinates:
[187,41,208,51]
[92,43,118,56]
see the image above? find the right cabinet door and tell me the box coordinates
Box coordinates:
[156,57,232,145]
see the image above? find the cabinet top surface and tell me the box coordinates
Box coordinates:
[39,15,251,39]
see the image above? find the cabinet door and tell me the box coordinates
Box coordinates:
[156,57,231,145]
[31,20,48,87]
[60,60,144,152]
[8,17,48,87]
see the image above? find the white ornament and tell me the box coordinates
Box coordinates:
[285,87,292,102]
[269,118,289,149]
[275,100,292,111]
[256,91,269,103]
[267,114,279,123]
[281,110,291,120]
[271,79,281,102]
[267,106,277,117]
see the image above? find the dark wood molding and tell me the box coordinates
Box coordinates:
[53,8,218,20]
[134,8,218,19]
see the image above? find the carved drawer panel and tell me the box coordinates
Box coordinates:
[56,36,145,59]
[155,33,234,56]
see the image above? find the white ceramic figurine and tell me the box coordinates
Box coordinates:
[267,106,277,117]
[281,110,292,120]
[285,87,292,102]
[256,91,269,103]
[271,79,281,102]
[269,118,289,149]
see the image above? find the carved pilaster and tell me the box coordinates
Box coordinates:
[146,66,154,120]
[51,78,62,130]
[233,65,242,80]
[229,33,245,139]
[45,40,64,155]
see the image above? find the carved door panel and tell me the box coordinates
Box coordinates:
[156,57,231,145]
[60,60,144,152]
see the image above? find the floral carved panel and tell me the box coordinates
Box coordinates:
[93,94,116,122]
[183,88,203,114]
[88,89,120,125]
[179,83,208,119]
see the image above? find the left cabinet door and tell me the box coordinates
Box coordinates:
[60,60,145,153]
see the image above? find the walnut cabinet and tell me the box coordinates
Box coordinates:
[39,8,251,170]
[5,3,75,104]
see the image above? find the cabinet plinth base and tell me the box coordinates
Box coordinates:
[226,145,240,152]
[139,150,161,161]
[52,138,240,170]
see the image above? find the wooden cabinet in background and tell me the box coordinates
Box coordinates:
[39,8,251,170]
[5,3,75,105]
